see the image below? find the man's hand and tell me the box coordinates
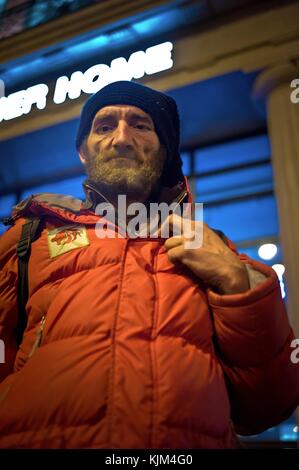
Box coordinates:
[162,215,250,295]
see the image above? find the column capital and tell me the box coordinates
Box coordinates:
[252,60,299,102]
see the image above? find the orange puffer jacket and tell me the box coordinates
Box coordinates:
[0,187,299,449]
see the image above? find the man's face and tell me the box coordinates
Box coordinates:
[79,104,166,199]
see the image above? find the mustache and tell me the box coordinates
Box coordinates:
[101,150,143,163]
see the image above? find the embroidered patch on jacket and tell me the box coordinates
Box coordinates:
[47,225,89,258]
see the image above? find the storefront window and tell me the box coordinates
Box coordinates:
[181,152,191,177]
[20,175,85,201]
[0,0,6,14]
[194,134,270,174]
[0,194,16,235]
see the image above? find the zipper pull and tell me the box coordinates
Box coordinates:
[28,316,46,359]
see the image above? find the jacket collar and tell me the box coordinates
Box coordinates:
[82,178,190,211]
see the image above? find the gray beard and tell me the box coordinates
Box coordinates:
[84,150,165,201]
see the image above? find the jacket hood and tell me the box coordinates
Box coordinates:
[8,177,192,224]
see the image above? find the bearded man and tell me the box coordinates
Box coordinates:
[0,80,298,449]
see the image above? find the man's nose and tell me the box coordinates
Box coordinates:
[111,121,134,149]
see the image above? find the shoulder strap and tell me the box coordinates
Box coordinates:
[16,217,42,346]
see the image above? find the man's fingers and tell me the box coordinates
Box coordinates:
[156,213,183,238]
[168,213,196,237]
[157,213,198,238]
[164,236,184,250]
[165,244,186,263]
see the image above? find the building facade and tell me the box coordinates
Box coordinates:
[0,0,298,446]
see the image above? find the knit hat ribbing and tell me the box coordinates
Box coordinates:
[76,80,183,187]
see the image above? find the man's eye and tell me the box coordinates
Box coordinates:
[97,125,112,133]
[135,124,150,130]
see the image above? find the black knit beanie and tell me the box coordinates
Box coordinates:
[76,80,183,187]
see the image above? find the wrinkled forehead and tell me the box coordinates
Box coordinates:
[92,104,154,126]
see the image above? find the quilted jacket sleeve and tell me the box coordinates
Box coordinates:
[0,219,24,384]
[208,254,299,436]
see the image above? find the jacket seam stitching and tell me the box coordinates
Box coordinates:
[106,240,128,447]
[208,280,277,308]
[149,246,160,448]
[29,261,121,298]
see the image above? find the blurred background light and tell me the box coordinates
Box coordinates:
[272,263,286,299]
[279,424,299,441]
[271,263,285,278]
[258,243,277,260]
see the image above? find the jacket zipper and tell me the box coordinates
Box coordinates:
[27,315,46,359]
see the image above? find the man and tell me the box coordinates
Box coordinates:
[0,81,298,449]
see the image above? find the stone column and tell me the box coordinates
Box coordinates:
[253,61,299,338]
[253,62,299,439]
